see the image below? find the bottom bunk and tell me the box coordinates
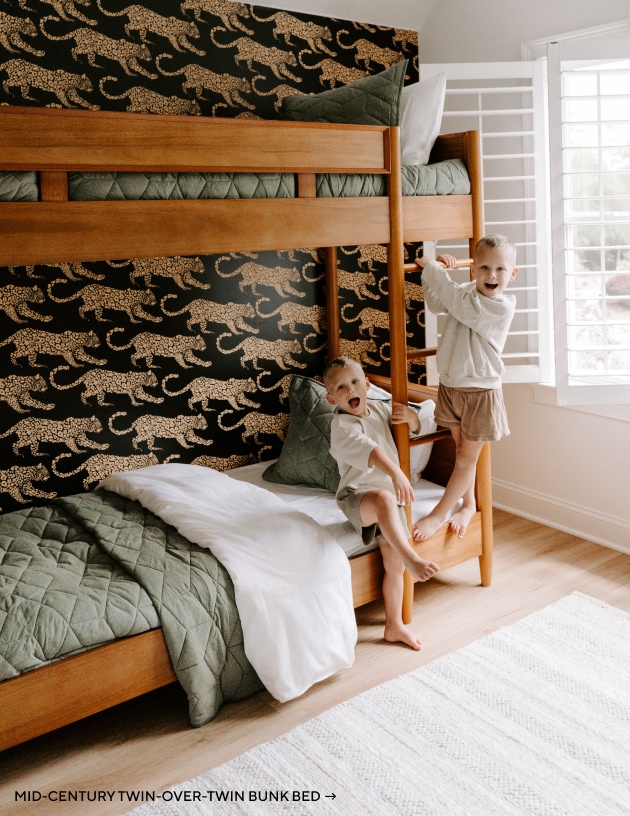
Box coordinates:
[0,383,492,753]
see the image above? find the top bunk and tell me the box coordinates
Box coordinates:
[0,105,482,267]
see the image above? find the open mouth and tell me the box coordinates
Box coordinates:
[485,283,499,291]
[348,397,361,409]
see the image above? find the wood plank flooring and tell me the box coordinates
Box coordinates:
[2,509,629,816]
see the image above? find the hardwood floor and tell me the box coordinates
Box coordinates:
[2,509,629,816]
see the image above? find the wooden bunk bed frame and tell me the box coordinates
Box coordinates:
[0,105,488,752]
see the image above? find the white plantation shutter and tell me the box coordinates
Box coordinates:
[418,62,552,386]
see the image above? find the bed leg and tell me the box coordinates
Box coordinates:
[476,442,493,587]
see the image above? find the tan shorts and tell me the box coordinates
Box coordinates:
[337,489,411,546]
[435,384,510,442]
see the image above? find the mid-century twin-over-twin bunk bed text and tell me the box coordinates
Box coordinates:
[0,105,489,751]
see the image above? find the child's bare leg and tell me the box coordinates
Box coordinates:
[449,479,477,539]
[413,430,484,541]
[360,490,439,582]
[379,536,422,650]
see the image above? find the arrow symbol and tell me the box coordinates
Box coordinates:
[325,793,336,800]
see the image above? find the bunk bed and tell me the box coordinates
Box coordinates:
[0,104,489,752]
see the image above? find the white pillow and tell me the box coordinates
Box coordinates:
[367,384,437,484]
[400,72,447,165]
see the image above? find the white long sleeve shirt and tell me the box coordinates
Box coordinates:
[421,260,516,389]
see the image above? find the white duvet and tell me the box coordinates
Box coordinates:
[99,463,357,702]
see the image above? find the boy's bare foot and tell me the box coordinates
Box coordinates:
[412,513,445,542]
[405,555,440,582]
[384,621,422,651]
[448,504,476,539]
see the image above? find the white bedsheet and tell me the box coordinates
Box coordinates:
[99,463,357,703]
[228,461,455,558]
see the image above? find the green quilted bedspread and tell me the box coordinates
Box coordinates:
[0,489,262,726]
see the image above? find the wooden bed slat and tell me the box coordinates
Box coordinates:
[0,107,389,174]
[0,629,176,752]
[0,198,392,266]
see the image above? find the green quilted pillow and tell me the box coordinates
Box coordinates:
[263,375,340,493]
[281,60,408,126]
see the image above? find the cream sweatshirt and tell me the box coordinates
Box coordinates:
[421,261,516,389]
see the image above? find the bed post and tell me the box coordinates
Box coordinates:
[324,246,340,359]
[385,125,415,623]
[465,129,493,587]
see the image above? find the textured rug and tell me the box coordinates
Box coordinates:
[125,593,630,816]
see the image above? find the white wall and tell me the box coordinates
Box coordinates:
[419,0,630,553]
[419,0,629,61]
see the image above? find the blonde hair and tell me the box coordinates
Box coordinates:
[475,233,517,264]
[322,356,362,390]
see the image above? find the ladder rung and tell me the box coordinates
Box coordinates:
[410,429,452,446]
[403,258,473,273]
[407,348,437,360]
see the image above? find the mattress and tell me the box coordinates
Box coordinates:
[226,460,453,558]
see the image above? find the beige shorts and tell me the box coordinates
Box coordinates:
[435,384,510,442]
[337,489,411,546]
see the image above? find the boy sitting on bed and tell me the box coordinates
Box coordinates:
[323,356,439,651]
[412,233,518,542]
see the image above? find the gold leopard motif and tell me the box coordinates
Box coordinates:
[109,411,213,451]
[0,58,95,108]
[161,295,257,335]
[215,257,305,299]
[210,30,301,83]
[26,262,104,282]
[0,12,44,57]
[337,268,379,302]
[404,280,426,328]
[0,463,55,509]
[335,32,402,70]
[107,328,210,369]
[1,415,108,456]
[392,28,418,50]
[249,10,336,56]
[192,453,255,470]
[40,20,157,79]
[255,372,292,404]
[96,2,204,55]
[0,328,105,367]
[47,280,161,323]
[341,305,412,339]
[255,298,326,335]
[0,374,54,413]
[341,243,388,272]
[50,366,163,406]
[181,0,253,35]
[298,52,367,88]
[1,285,51,323]
[157,53,254,108]
[99,76,201,115]
[108,256,210,290]
[216,335,306,371]
[162,374,260,411]
[339,337,382,368]
[217,409,287,445]
[52,452,159,489]
[39,0,97,26]
[251,75,302,112]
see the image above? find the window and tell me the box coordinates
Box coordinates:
[547,39,630,405]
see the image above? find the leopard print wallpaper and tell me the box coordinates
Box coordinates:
[0,0,426,512]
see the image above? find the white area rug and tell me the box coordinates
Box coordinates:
[125,593,630,816]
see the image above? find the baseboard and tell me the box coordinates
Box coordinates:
[492,479,630,555]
